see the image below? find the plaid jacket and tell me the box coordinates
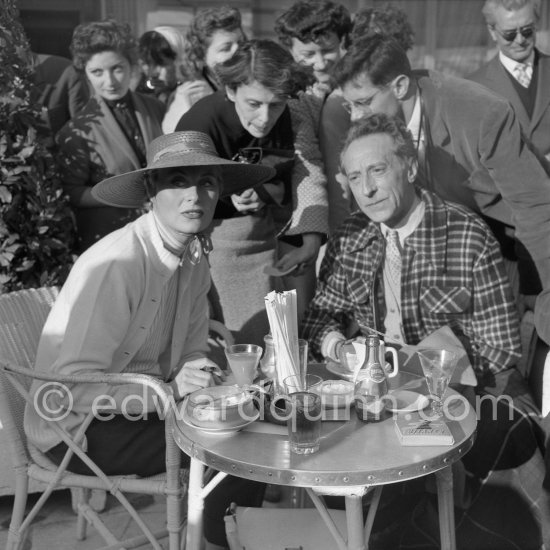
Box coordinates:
[302,188,521,377]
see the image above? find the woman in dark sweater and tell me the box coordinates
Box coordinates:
[176,39,328,347]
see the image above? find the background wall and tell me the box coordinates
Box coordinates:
[18,0,550,78]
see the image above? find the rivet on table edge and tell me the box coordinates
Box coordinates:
[291,475,296,481]
[315,477,321,483]
[231,464,236,470]
[343,477,349,482]
[398,471,404,476]
[248,469,253,474]
[368,475,374,481]
[422,465,428,470]
[268,472,273,477]
[443,458,449,463]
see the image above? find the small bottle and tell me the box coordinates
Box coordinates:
[260,334,277,379]
[354,336,388,422]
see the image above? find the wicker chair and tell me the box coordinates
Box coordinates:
[0,286,189,550]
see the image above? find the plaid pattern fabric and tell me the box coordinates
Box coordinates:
[302,188,522,377]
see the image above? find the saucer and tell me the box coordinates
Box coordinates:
[179,409,260,435]
[325,360,354,381]
[385,390,430,413]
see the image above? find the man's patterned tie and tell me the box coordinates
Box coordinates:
[514,63,531,88]
[386,230,402,282]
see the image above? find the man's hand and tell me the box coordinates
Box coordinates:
[171,357,224,400]
[231,188,265,213]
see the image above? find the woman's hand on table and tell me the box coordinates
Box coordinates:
[275,233,322,276]
[171,358,225,400]
[231,188,265,213]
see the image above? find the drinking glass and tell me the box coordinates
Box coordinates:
[285,391,322,454]
[224,344,262,387]
[283,374,322,394]
[418,349,458,417]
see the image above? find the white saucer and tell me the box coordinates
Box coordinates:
[325,360,354,381]
[385,390,430,413]
[179,410,260,435]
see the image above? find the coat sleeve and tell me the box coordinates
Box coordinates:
[56,122,97,205]
[478,101,550,286]
[320,92,353,234]
[35,253,162,414]
[468,223,522,375]
[283,94,329,237]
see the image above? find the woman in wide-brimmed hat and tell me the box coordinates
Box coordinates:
[24,131,274,546]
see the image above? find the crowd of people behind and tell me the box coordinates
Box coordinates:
[25,1,550,548]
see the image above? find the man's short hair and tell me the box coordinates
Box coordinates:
[275,1,352,49]
[351,5,415,52]
[482,0,540,25]
[340,113,416,167]
[332,34,411,89]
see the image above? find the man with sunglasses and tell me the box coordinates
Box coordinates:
[469,1,549,331]
[470,0,549,192]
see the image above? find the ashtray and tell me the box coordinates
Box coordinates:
[185,385,257,429]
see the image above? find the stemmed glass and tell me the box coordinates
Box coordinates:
[417,349,458,417]
[224,344,262,387]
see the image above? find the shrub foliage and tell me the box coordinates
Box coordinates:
[0,0,76,292]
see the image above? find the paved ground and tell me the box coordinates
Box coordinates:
[0,485,296,549]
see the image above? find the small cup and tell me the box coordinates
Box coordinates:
[283,373,322,395]
[340,340,399,376]
[285,391,322,454]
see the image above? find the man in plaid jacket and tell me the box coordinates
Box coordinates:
[302,113,547,548]
[303,113,521,379]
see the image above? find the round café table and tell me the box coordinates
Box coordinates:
[173,365,477,550]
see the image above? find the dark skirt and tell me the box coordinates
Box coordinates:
[207,209,277,348]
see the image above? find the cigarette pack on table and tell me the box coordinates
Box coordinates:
[394,412,454,446]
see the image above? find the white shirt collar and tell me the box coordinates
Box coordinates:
[406,90,423,144]
[381,198,425,246]
[499,50,534,76]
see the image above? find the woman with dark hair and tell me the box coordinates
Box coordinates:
[185,5,245,91]
[137,26,212,132]
[176,39,328,356]
[57,19,165,251]
[275,0,352,98]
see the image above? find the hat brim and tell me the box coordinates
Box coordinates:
[91,153,276,208]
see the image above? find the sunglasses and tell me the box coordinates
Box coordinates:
[492,23,535,42]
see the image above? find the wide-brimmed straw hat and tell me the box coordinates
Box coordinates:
[92,131,276,208]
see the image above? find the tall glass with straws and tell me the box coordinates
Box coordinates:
[418,349,458,417]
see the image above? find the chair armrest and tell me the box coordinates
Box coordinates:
[1,363,175,407]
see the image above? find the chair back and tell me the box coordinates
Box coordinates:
[0,286,59,465]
